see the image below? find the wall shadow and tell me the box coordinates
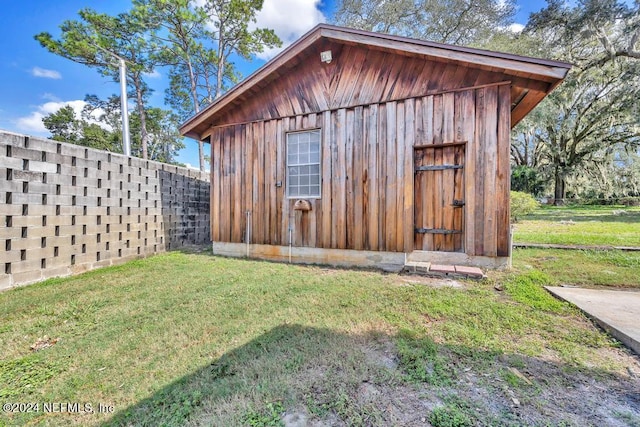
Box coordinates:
[159,169,210,250]
[102,324,640,426]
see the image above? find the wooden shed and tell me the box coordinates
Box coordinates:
[180,24,570,270]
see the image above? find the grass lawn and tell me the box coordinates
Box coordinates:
[511,204,640,289]
[1,251,639,426]
[512,205,640,247]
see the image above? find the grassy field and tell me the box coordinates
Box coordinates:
[1,251,639,426]
[512,205,640,247]
[511,205,640,289]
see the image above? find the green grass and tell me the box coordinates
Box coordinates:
[512,248,640,288]
[1,251,637,426]
[512,205,640,247]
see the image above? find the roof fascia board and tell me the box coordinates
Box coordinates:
[320,27,570,81]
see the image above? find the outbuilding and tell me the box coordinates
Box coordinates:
[180,24,570,270]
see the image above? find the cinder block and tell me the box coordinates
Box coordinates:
[9,193,46,205]
[1,180,25,193]
[59,143,87,157]
[11,270,43,286]
[45,173,73,185]
[86,150,109,162]
[41,266,70,281]
[29,161,58,174]
[0,274,12,291]
[70,263,92,275]
[11,259,44,274]
[23,136,58,152]
[10,146,43,162]
[0,227,22,239]
[10,169,44,183]
[0,132,27,146]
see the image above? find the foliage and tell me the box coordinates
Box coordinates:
[334,0,516,45]
[511,165,545,196]
[243,402,285,427]
[203,0,281,99]
[510,191,539,222]
[516,0,640,203]
[36,8,161,160]
[429,404,474,427]
[42,95,185,163]
[36,0,279,170]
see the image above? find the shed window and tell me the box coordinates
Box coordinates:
[287,130,321,198]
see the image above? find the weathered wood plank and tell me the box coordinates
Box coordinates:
[377,103,387,250]
[335,109,347,248]
[232,126,242,242]
[353,106,364,250]
[211,129,221,242]
[483,86,498,257]
[223,128,232,241]
[432,95,443,251]
[281,118,290,245]
[275,119,283,245]
[265,120,275,244]
[458,90,476,255]
[367,104,379,251]
[385,101,397,251]
[321,111,332,248]
[474,88,486,255]
[395,101,405,252]
[442,92,455,251]
[496,84,511,256]
[345,108,355,249]
[403,98,415,253]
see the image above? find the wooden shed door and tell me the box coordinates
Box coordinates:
[414,144,465,252]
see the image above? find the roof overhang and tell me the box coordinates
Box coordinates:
[180,24,571,140]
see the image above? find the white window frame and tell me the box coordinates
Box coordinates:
[286,129,321,199]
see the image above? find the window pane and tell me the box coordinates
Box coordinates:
[300,176,309,185]
[310,164,320,175]
[310,185,320,196]
[290,176,298,185]
[299,186,309,196]
[310,152,320,163]
[310,175,319,185]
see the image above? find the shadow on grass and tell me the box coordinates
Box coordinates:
[102,324,640,427]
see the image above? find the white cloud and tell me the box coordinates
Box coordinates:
[15,100,108,135]
[143,69,162,78]
[31,67,62,79]
[253,0,326,60]
[508,23,525,33]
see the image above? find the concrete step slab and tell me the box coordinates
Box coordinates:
[546,286,640,356]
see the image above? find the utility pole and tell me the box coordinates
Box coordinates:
[117,58,131,157]
[93,44,131,156]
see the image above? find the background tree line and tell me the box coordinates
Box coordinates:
[36,0,280,169]
[38,0,639,202]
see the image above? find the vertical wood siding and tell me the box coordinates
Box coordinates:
[209,83,510,256]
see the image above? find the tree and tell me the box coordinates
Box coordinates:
[36,8,160,159]
[43,95,185,164]
[522,0,640,204]
[42,106,81,143]
[333,0,516,45]
[203,0,281,98]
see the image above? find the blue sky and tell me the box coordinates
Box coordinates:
[0,0,548,169]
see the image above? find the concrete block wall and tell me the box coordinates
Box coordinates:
[0,131,210,290]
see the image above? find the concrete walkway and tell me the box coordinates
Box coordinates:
[546,286,640,356]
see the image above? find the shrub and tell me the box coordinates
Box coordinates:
[510,191,538,222]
